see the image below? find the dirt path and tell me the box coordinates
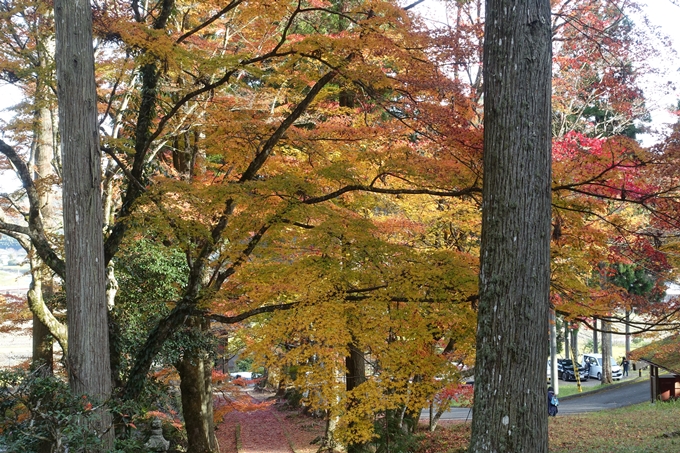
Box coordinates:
[233,407,294,453]
[216,387,324,453]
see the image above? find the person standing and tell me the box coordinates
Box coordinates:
[548,386,558,416]
[621,357,630,377]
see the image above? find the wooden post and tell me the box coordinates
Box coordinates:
[650,365,658,403]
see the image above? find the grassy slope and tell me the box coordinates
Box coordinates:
[416,398,680,453]
[549,400,680,453]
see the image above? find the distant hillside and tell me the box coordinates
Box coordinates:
[0,235,22,250]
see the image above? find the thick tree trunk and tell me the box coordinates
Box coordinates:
[346,343,366,392]
[177,317,218,453]
[31,63,58,375]
[32,312,53,371]
[177,355,217,453]
[316,348,358,453]
[54,0,113,448]
[469,0,552,451]
[345,342,368,453]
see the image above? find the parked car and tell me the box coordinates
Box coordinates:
[556,359,568,379]
[557,358,589,381]
[582,353,623,380]
[230,371,253,379]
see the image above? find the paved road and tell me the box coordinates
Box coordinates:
[423,378,650,421]
[557,379,649,415]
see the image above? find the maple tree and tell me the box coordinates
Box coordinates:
[1,0,680,451]
[0,0,64,387]
[551,132,680,311]
[545,1,680,376]
[548,0,678,326]
[424,0,680,389]
[547,125,680,377]
[550,0,656,139]
[2,0,481,450]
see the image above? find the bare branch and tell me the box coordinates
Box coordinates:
[209,303,296,324]
[0,139,65,278]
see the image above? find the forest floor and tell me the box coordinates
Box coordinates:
[216,386,326,453]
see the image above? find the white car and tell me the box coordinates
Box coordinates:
[230,371,252,379]
[582,353,623,380]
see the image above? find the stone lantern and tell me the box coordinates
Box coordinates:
[145,418,170,452]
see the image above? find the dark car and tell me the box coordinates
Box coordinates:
[557,359,589,381]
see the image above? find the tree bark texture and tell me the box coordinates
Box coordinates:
[601,321,613,383]
[27,267,68,355]
[54,0,113,448]
[176,318,218,453]
[571,326,579,359]
[346,342,368,453]
[564,323,570,359]
[469,0,552,451]
[31,77,58,375]
[345,343,366,392]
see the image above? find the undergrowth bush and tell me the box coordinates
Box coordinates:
[0,368,107,452]
[0,367,188,452]
[371,410,423,453]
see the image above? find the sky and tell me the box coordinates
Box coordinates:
[1,0,679,190]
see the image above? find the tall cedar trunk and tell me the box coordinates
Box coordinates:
[469,0,552,451]
[177,317,218,453]
[54,0,113,448]
[31,93,57,375]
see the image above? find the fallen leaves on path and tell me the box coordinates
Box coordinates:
[216,388,325,453]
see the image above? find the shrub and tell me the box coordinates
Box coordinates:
[0,368,105,452]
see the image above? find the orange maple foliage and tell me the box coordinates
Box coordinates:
[0,0,679,450]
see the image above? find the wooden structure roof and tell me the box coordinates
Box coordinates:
[629,334,680,375]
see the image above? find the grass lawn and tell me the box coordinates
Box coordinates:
[553,382,588,398]
[417,399,680,453]
[549,400,680,452]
